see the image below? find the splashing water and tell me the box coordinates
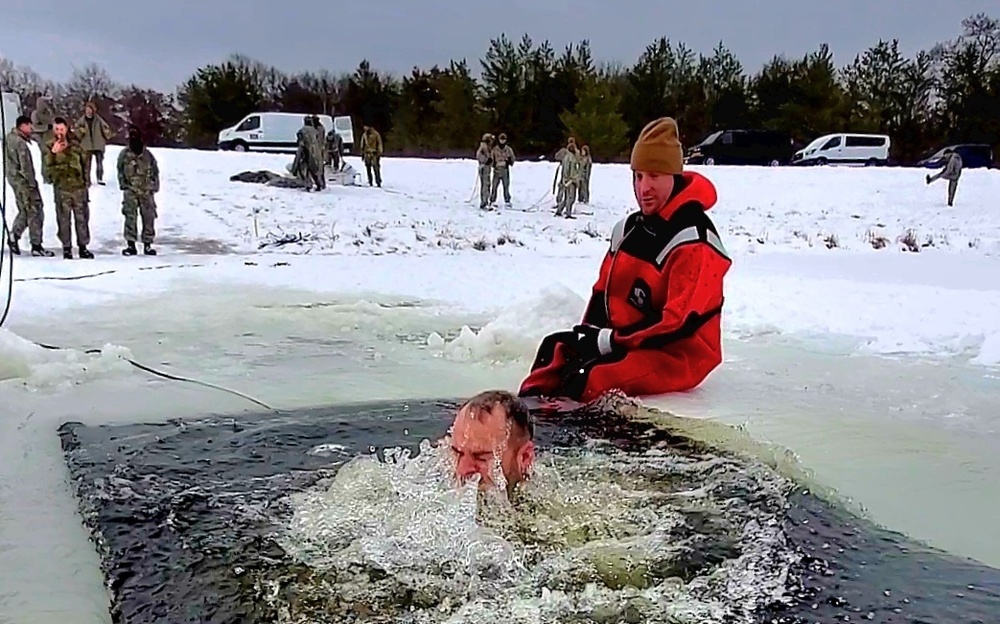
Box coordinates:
[268,433,800,623]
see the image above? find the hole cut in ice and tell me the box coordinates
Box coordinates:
[58,395,1000,624]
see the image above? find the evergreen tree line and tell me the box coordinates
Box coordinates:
[2,13,999,164]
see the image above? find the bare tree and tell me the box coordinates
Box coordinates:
[60,62,121,114]
[0,56,56,108]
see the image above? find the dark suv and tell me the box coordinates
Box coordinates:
[686,129,794,166]
[917,144,994,169]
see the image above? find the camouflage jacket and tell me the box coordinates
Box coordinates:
[297,125,318,150]
[73,114,114,151]
[326,131,344,154]
[308,127,325,163]
[117,147,160,193]
[361,130,383,156]
[560,150,582,184]
[476,141,492,167]
[3,130,38,190]
[44,134,88,191]
[579,152,593,177]
[491,144,515,169]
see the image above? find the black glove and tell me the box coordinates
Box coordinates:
[571,324,616,362]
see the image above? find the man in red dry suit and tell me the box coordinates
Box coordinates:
[518,117,731,403]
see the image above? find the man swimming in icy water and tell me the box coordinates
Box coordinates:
[446,389,535,495]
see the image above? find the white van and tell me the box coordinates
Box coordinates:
[217,112,355,154]
[2,91,21,133]
[792,133,890,166]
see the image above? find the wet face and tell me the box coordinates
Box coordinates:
[449,404,534,492]
[85,105,94,117]
[53,122,68,140]
[633,170,676,216]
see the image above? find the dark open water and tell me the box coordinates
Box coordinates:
[57,398,1000,624]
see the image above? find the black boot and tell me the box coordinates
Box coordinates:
[78,246,94,259]
[144,243,157,256]
[63,247,73,259]
[31,244,54,257]
[6,238,19,255]
[122,242,137,256]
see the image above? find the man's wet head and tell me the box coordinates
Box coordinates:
[449,390,535,492]
[631,117,684,216]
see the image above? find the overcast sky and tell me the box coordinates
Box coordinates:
[1,0,996,93]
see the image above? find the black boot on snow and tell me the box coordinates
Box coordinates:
[31,244,54,257]
[122,242,137,256]
[144,244,157,256]
[78,247,94,259]
[63,247,73,259]
[7,238,19,255]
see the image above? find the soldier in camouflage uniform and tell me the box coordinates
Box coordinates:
[44,117,93,259]
[117,125,161,256]
[554,137,576,205]
[4,115,54,256]
[475,133,493,209]
[326,127,344,171]
[489,132,515,207]
[30,96,56,184]
[73,101,115,185]
[577,144,593,204]
[554,141,582,219]
[360,125,383,187]
[291,116,323,191]
[309,115,326,189]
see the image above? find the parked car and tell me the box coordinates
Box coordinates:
[217,111,355,154]
[791,133,891,166]
[686,129,794,166]
[917,144,994,169]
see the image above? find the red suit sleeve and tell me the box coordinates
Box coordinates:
[611,243,728,351]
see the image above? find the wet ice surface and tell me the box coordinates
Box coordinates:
[56,398,1000,624]
[2,285,1000,623]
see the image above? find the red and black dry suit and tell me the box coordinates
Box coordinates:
[518,170,731,403]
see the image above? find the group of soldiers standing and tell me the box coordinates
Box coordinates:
[289,115,385,191]
[289,114,342,191]
[4,99,161,258]
[474,133,593,216]
[475,132,516,209]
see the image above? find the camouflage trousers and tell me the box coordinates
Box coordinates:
[363,154,382,187]
[8,184,45,246]
[54,186,91,248]
[490,166,511,204]
[327,150,341,171]
[478,165,492,207]
[122,190,157,244]
[84,150,105,183]
[554,181,578,217]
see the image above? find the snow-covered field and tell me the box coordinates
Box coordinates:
[2,145,1000,622]
[5,145,1000,364]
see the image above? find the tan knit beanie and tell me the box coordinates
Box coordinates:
[630,117,683,174]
